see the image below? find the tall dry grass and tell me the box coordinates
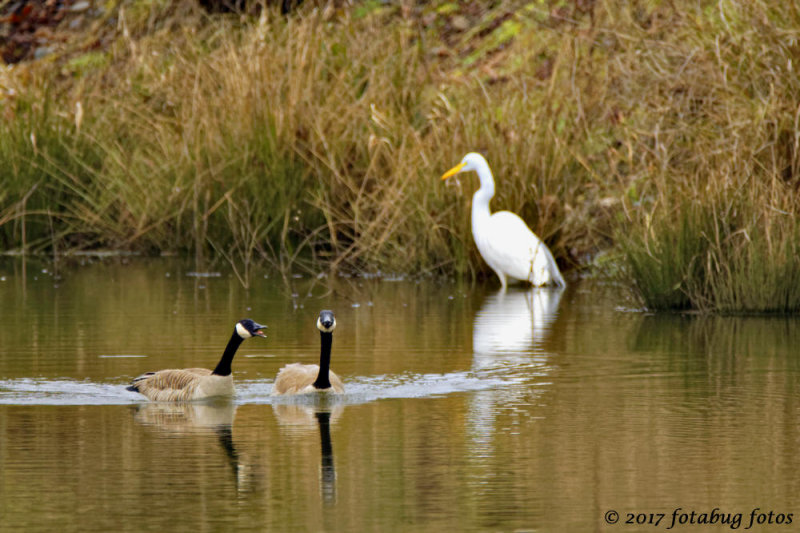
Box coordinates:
[1,1,596,277]
[609,1,800,312]
[1,0,800,310]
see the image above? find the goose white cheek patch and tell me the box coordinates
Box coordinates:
[236,322,251,338]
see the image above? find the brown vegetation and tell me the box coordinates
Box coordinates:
[2,1,799,311]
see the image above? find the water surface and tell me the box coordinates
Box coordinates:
[1,258,798,531]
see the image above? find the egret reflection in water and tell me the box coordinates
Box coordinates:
[468,287,564,452]
[472,287,564,369]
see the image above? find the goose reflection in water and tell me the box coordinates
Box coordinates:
[468,287,564,451]
[272,404,342,505]
[131,401,255,493]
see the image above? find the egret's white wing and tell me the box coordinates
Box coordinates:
[475,211,564,287]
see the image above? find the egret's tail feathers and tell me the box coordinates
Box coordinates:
[531,242,567,288]
[551,267,567,288]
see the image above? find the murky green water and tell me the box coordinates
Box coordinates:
[1,258,799,532]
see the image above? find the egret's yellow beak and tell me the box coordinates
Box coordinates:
[441,162,467,180]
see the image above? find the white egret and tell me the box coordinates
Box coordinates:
[441,152,566,290]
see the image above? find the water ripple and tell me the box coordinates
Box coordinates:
[0,368,531,406]
[238,370,521,406]
[0,378,140,405]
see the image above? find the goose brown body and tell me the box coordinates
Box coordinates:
[128,368,229,401]
[272,363,345,395]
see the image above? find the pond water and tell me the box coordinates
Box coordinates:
[1,257,799,532]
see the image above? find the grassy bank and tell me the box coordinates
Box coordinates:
[612,1,800,312]
[1,1,799,311]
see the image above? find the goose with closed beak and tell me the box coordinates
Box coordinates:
[272,310,344,396]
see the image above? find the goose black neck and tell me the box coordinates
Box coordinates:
[313,331,333,389]
[212,330,244,376]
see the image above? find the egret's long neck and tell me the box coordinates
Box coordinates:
[212,331,244,376]
[313,331,333,389]
[471,163,495,231]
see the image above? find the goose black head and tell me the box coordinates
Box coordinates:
[236,319,267,339]
[316,310,336,333]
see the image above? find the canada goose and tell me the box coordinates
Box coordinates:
[127,318,266,401]
[441,153,566,290]
[271,310,344,395]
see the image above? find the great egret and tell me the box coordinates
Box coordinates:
[441,153,566,290]
[127,319,267,401]
[271,310,344,395]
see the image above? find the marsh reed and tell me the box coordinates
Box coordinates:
[1,0,799,311]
